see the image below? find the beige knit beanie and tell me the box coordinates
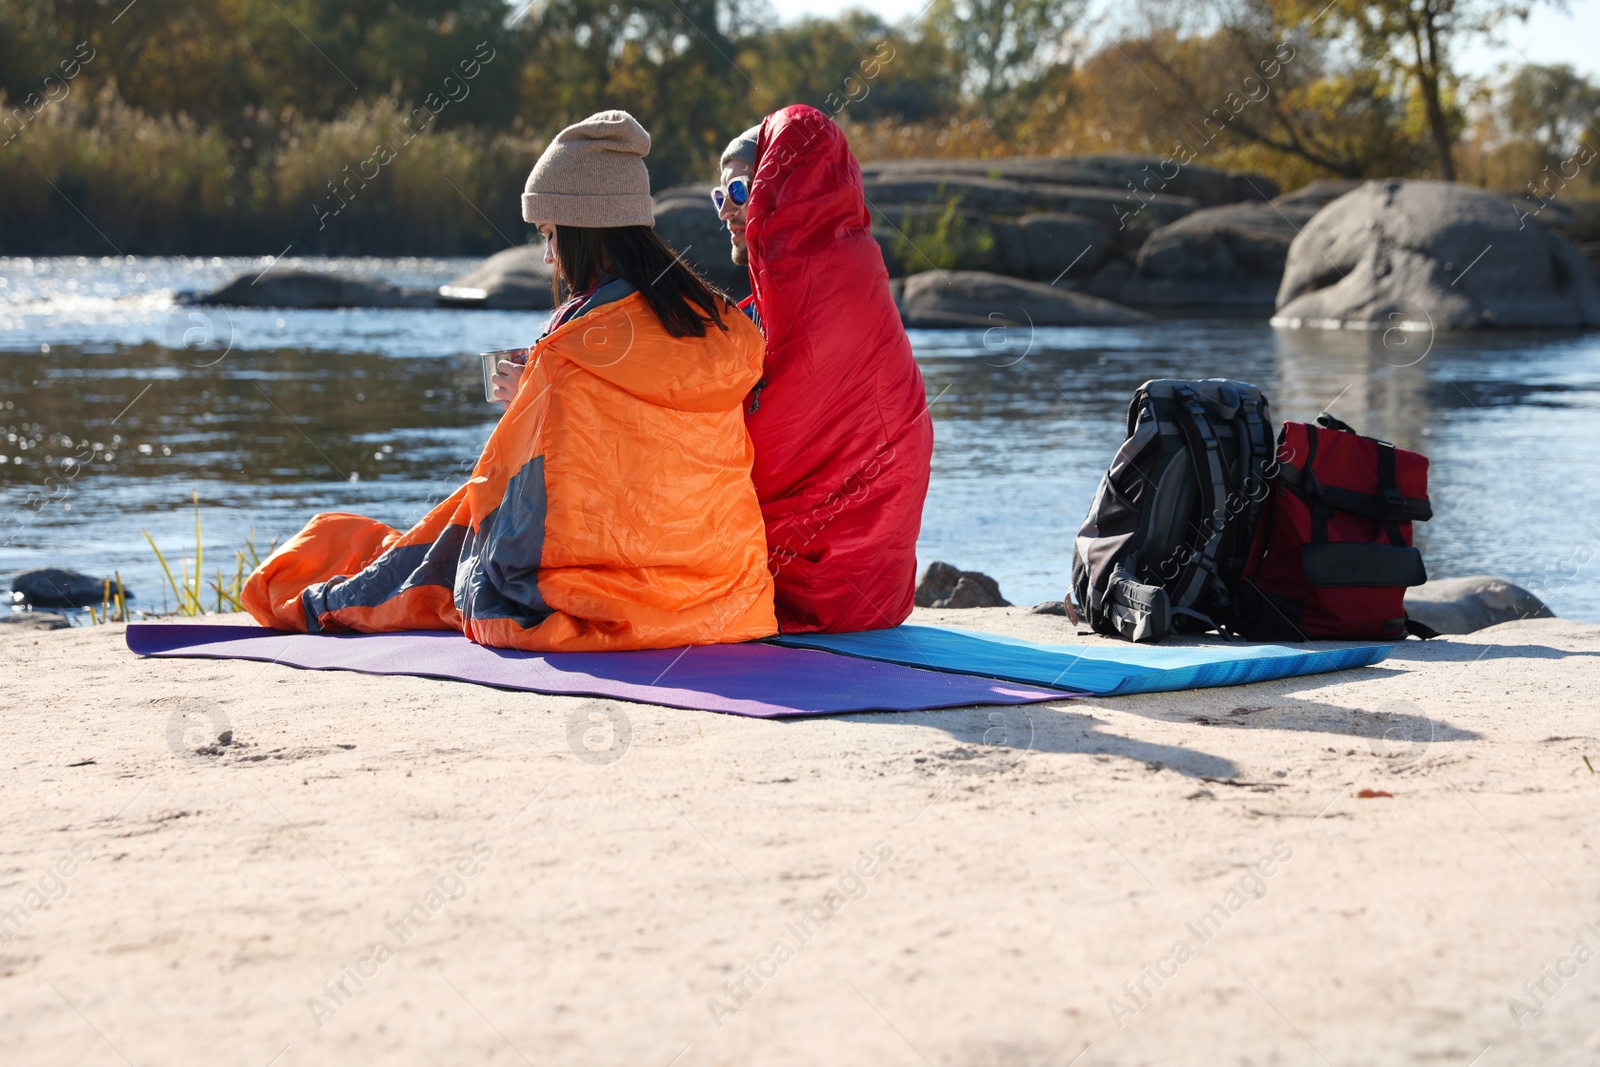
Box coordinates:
[521,110,654,228]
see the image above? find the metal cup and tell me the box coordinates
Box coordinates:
[480,348,528,404]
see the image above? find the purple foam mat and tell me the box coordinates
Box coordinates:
[126,623,1078,718]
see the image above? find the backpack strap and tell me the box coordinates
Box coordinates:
[1375,442,1407,547]
[1125,385,1153,438]
[1231,395,1272,577]
[1302,425,1332,543]
[1168,385,1231,612]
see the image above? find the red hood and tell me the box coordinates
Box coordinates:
[747,106,874,275]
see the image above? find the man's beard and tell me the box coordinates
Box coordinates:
[731,240,748,267]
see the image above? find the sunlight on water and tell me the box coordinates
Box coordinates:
[3,257,1598,621]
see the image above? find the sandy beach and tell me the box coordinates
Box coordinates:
[3,606,1598,1066]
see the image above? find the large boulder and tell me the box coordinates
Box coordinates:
[1078,259,1134,303]
[651,192,750,298]
[1273,179,1362,211]
[182,268,438,309]
[1273,179,1600,329]
[955,214,1118,282]
[869,202,1002,276]
[1124,199,1317,310]
[439,245,553,310]
[1017,213,1112,282]
[1404,575,1554,634]
[439,194,751,309]
[862,175,1194,252]
[1512,196,1600,274]
[11,567,130,608]
[1502,194,1600,243]
[899,271,1151,328]
[858,155,1277,208]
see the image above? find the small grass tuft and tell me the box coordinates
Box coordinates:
[137,491,276,619]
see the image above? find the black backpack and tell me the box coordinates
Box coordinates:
[1070,379,1275,642]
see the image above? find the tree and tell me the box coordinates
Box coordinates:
[1504,62,1600,160]
[1024,2,1427,183]
[735,12,962,125]
[512,0,760,187]
[0,0,524,135]
[1281,0,1556,180]
[923,0,1086,105]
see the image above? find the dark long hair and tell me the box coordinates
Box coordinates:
[551,225,729,338]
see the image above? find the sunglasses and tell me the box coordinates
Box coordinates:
[710,177,751,211]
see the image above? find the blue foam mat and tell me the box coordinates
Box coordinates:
[775,625,1391,696]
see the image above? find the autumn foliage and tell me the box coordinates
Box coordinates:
[0,0,1592,254]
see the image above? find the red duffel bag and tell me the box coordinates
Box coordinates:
[1241,414,1434,640]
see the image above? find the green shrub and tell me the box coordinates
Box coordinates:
[888,192,994,274]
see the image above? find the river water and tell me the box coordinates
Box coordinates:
[3,255,1598,621]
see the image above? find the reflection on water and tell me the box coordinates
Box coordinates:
[1271,328,1438,456]
[0,346,496,613]
[2,259,1598,621]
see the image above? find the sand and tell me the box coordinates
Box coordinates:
[2,607,1598,1066]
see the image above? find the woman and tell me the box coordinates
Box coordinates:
[243,111,777,651]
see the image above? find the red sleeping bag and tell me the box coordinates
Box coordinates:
[744,105,934,633]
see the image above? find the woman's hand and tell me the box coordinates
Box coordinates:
[490,357,526,406]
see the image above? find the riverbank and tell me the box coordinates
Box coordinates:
[4,607,1598,1064]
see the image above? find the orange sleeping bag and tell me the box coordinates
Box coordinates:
[242,284,778,651]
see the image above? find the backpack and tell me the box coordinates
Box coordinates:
[1239,414,1433,641]
[1071,379,1275,642]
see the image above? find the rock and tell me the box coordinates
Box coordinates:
[651,194,751,298]
[915,561,963,606]
[1499,194,1600,243]
[1404,575,1555,635]
[1273,179,1600,330]
[439,245,554,310]
[914,561,1011,608]
[862,174,1195,248]
[899,270,1151,328]
[1273,179,1362,210]
[938,575,1011,609]
[1017,213,1111,281]
[183,268,439,309]
[1077,259,1133,302]
[0,611,70,630]
[888,277,905,316]
[983,218,1029,277]
[11,567,130,608]
[1473,616,1600,640]
[1510,196,1600,274]
[437,194,753,309]
[1030,601,1068,616]
[859,155,1277,208]
[870,202,1001,276]
[651,182,712,201]
[1125,200,1319,310]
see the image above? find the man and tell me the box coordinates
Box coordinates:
[714,105,933,634]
